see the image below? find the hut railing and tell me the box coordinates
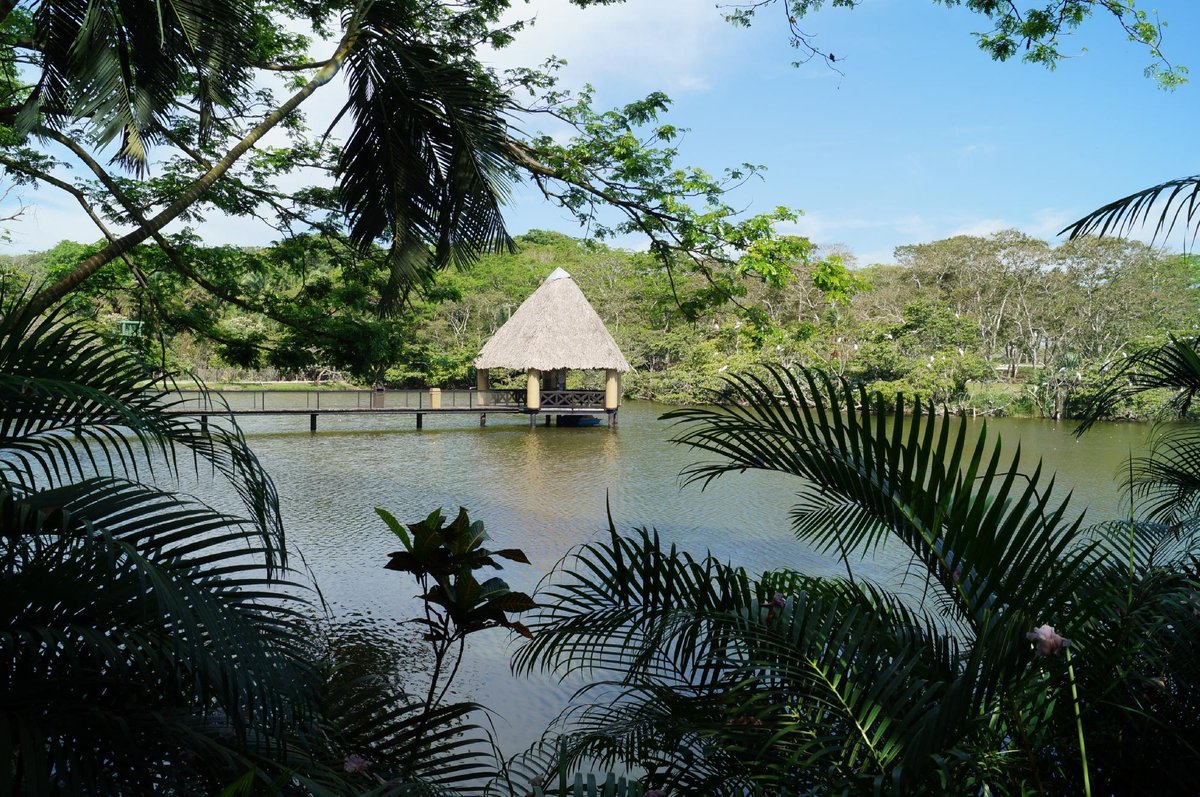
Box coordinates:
[462,389,525,408]
[539,390,606,409]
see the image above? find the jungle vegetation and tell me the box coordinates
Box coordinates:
[2,0,1198,795]
[8,227,1197,421]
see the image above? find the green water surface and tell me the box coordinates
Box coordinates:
[223,402,1156,756]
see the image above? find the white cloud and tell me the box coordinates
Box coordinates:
[1028,208,1073,240]
[948,218,1013,238]
[484,0,732,96]
[956,142,996,158]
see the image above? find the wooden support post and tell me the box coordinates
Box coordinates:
[430,387,442,409]
[544,413,551,426]
[526,369,541,411]
[309,413,317,432]
[608,409,618,428]
[529,412,536,429]
[605,369,621,410]
[480,413,487,427]
[200,415,208,432]
[416,413,423,430]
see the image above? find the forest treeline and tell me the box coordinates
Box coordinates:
[5,228,1197,419]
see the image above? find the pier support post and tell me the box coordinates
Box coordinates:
[480,413,487,427]
[309,413,317,432]
[200,416,208,432]
[416,413,423,430]
[529,412,536,429]
[608,409,618,428]
[526,369,541,412]
[605,369,621,411]
[544,414,551,426]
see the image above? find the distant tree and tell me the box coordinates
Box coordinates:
[0,0,806,381]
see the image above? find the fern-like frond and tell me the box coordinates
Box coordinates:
[23,0,253,172]
[663,366,1091,643]
[336,1,514,313]
[0,477,316,794]
[0,294,285,568]
[1061,175,1200,245]
[1073,335,1200,434]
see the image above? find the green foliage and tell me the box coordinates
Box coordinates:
[510,365,1200,793]
[724,0,1186,87]
[381,507,535,640]
[0,291,315,793]
[510,79,806,315]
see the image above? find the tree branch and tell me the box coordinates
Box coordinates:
[26,25,361,316]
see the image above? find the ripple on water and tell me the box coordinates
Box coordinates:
[211,403,1155,755]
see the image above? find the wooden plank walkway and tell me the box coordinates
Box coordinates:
[166,388,616,430]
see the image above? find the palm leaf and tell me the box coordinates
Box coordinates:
[335,0,514,313]
[1061,175,1200,245]
[22,0,253,171]
[0,477,317,795]
[1073,335,1200,433]
[514,523,979,792]
[0,291,285,568]
[663,366,1092,643]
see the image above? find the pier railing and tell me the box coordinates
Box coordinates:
[163,388,550,413]
[539,390,606,409]
[163,387,609,414]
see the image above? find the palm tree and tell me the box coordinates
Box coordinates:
[0,293,507,795]
[6,0,515,317]
[0,290,323,793]
[509,366,1200,795]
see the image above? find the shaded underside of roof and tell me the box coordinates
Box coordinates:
[475,272,632,372]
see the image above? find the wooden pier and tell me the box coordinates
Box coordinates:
[166,388,617,430]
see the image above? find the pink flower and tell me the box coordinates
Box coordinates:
[770,592,786,608]
[1026,624,1069,657]
[343,754,370,774]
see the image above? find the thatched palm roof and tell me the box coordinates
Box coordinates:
[476,268,632,373]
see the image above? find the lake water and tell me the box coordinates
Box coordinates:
[221,402,1157,756]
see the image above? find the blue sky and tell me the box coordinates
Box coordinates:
[4,0,1197,265]
[487,0,1200,264]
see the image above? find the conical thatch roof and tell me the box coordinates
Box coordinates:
[475,268,632,372]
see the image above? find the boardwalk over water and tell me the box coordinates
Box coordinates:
[167,388,617,429]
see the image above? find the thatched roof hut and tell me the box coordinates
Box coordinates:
[475,267,632,373]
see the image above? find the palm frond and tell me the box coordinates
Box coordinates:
[1061,175,1200,245]
[513,365,1200,792]
[1125,427,1200,523]
[512,524,755,684]
[335,0,514,312]
[663,366,1090,641]
[0,293,285,568]
[514,522,981,792]
[22,0,253,171]
[1073,335,1200,433]
[0,477,316,795]
[1081,519,1200,570]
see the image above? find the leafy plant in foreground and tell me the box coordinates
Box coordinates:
[511,365,1200,795]
[0,293,324,794]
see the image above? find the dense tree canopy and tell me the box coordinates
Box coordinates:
[12,227,1195,420]
[0,0,1184,380]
